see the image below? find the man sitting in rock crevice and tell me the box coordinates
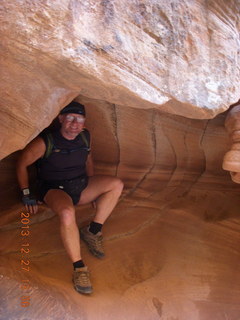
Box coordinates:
[16,101,124,295]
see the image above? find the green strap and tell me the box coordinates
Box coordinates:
[80,131,90,150]
[44,133,54,159]
[43,130,90,159]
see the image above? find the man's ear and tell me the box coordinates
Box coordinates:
[58,114,64,123]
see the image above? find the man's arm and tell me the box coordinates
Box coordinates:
[16,136,46,213]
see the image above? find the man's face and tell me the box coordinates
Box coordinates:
[59,113,85,139]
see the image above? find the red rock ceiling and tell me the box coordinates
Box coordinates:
[1,1,240,319]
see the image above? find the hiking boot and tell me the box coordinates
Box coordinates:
[73,266,93,295]
[80,226,105,259]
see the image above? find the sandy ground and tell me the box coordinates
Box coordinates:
[1,181,240,320]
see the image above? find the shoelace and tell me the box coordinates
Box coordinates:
[90,235,103,251]
[75,271,90,285]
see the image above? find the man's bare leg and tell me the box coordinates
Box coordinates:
[77,175,123,258]
[78,175,124,223]
[44,189,81,263]
[43,176,123,260]
[44,189,92,294]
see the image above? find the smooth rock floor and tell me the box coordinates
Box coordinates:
[1,182,240,320]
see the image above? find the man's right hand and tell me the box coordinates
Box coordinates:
[22,195,38,214]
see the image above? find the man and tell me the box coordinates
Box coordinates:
[16,101,124,295]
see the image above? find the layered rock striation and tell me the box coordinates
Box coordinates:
[1,0,240,158]
[1,100,240,320]
[223,103,240,182]
[1,1,240,320]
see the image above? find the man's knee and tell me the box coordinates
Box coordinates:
[59,206,76,226]
[112,177,124,194]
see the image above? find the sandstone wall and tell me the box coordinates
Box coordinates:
[1,0,240,158]
[1,1,240,319]
[1,102,240,320]
[0,98,235,211]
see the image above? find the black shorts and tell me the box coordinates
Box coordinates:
[38,175,88,205]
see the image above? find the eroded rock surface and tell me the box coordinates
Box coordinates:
[1,1,240,319]
[223,104,240,183]
[1,0,240,158]
[1,103,240,320]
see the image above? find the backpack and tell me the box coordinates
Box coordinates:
[42,129,90,159]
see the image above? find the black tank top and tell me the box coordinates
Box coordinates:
[38,129,90,181]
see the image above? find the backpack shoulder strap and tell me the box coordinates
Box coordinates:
[40,130,90,158]
[42,132,54,159]
[80,129,91,152]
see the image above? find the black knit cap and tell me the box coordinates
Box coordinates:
[60,101,85,116]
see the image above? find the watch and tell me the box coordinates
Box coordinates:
[22,188,30,196]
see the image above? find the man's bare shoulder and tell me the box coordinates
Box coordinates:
[24,136,45,150]
[19,135,46,164]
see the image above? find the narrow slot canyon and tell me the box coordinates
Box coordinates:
[1,1,240,319]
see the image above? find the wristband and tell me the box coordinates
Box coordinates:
[22,188,30,196]
[21,188,37,206]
